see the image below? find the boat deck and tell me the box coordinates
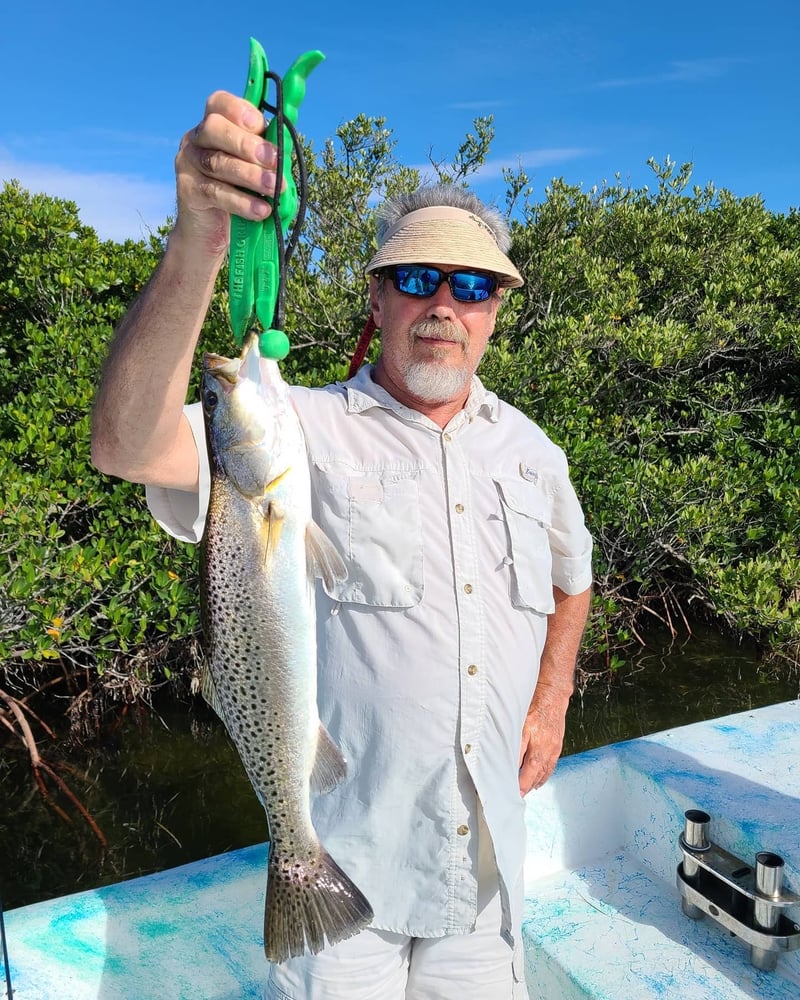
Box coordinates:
[3,844,268,999]
[3,701,799,998]
[521,700,800,998]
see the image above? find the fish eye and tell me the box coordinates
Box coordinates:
[203,388,219,409]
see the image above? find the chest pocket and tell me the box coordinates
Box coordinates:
[312,463,424,608]
[495,479,555,614]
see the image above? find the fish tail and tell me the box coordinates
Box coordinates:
[264,847,374,964]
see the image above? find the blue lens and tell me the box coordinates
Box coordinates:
[396,266,441,296]
[391,266,496,303]
[450,271,495,302]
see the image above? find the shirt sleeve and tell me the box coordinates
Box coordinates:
[548,466,593,595]
[144,402,210,544]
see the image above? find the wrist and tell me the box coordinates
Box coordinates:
[168,213,230,272]
[532,677,574,707]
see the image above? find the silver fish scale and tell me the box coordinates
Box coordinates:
[201,487,317,859]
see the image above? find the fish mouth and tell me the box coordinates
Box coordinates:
[203,354,239,386]
[203,333,261,387]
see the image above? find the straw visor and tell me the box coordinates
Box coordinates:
[366,206,524,289]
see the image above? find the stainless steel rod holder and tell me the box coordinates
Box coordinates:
[676,808,800,972]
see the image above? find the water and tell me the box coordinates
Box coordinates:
[1,626,797,912]
[564,624,798,754]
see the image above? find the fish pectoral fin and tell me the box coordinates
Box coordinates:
[310,723,347,794]
[305,521,348,589]
[262,501,286,565]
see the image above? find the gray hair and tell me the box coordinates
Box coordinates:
[375,185,511,254]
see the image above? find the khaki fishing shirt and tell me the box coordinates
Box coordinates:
[146,365,593,946]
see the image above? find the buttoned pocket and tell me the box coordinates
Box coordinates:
[495,479,554,614]
[312,464,424,608]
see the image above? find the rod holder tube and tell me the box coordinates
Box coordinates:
[754,852,784,933]
[755,852,784,898]
[682,809,711,880]
[683,810,711,849]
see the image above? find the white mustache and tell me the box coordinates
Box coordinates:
[411,319,468,347]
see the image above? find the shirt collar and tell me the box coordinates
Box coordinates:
[344,365,500,425]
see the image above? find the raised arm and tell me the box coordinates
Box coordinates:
[91,91,282,491]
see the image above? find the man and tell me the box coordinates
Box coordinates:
[92,91,593,999]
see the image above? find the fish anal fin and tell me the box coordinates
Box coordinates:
[310,723,347,794]
[305,521,347,590]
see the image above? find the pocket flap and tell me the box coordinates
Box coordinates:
[497,480,552,525]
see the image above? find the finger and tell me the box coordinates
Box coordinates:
[186,90,278,179]
[182,173,273,222]
[176,112,283,222]
[519,749,557,795]
[187,106,280,183]
[180,94,289,218]
[518,754,541,795]
[175,141,275,222]
[192,110,276,166]
[202,90,268,135]
[519,768,540,796]
[183,139,282,199]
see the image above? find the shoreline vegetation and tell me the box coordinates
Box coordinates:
[1,116,798,841]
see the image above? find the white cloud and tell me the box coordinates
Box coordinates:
[410,147,592,184]
[475,148,593,180]
[411,146,595,184]
[0,153,175,242]
[593,58,744,91]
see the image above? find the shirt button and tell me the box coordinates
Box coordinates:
[454,503,464,514]
[443,433,452,442]
[464,744,472,754]
[457,824,469,836]
[467,664,478,676]
[463,583,473,594]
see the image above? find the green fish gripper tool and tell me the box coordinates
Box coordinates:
[228,38,324,359]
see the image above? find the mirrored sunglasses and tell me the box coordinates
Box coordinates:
[385,265,498,303]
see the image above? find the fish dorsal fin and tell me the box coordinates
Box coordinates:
[305,521,348,589]
[310,723,347,794]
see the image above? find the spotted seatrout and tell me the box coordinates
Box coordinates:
[199,333,372,963]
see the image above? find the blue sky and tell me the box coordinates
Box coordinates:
[1,1,797,242]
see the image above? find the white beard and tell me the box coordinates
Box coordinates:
[399,318,474,403]
[401,360,473,403]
